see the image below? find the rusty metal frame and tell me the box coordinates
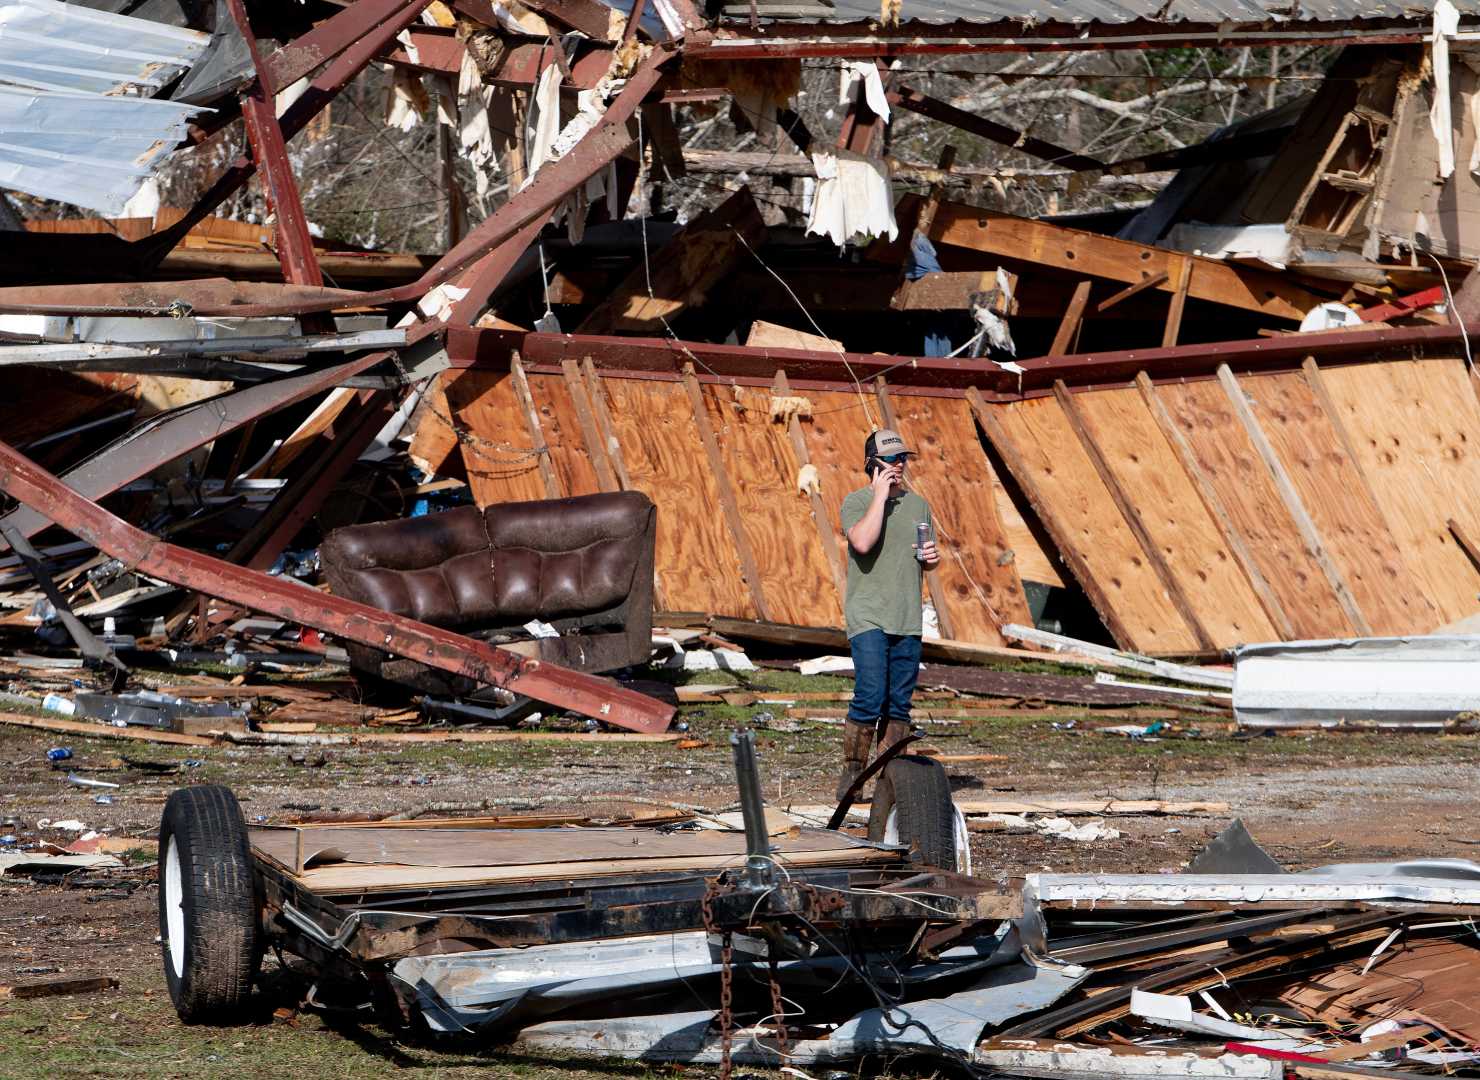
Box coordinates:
[225,0,322,285]
[145,1,435,268]
[0,440,674,733]
[446,322,1469,399]
[695,19,1435,59]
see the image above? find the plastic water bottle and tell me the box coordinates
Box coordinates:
[42,693,75,716]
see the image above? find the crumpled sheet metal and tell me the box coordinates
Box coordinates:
[0,0,207,95]
[393,924,1041,1046]
[510,960,1086,1065]
[1232,635,1480,728]
[1030,864,1480,907]
[0,0,208,213]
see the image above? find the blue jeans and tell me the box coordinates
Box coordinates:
[846,630,922,727]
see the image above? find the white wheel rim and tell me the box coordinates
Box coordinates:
[164,835,185,978]
[952,804,973,877]
[885,806,972,875]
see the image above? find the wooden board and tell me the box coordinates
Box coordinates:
[699,382,842,626]
[445,369,551,506]
[798,388,881,577]
[746,320,841,350]
[1319,357,1480,624]
[913,196,1324,322]
[251,823,897,893]
[990,396,1196,653]
[251,823,874,870]
[889,393,1030,644]
[1242,369,1440,635]
[1158,379,1354,640]
[603,378,757,617]
[1070,387,1276,649]
[525,371,601,497]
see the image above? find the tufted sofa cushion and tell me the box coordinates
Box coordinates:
[321,492,653,631]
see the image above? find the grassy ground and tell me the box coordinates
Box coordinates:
[5,659,1480,1077]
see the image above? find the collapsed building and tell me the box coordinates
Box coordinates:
[5,0,1480,1072]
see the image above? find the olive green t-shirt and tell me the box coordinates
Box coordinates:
[840,488,932,639]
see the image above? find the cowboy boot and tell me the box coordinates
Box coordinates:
[871,718,915,812]
[835,720,874,801]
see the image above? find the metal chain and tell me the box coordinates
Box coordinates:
[700,881,734,1080]
[386,350,547,464]
[768,947,790,1066]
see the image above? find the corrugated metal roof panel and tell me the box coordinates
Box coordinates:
[0,0,207,95]
[0,0,209,214]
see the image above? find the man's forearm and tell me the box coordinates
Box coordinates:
[846,493,889,552]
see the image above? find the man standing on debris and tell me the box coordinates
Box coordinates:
[836,429,939,798]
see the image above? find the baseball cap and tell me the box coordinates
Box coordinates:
[865,429,913,459]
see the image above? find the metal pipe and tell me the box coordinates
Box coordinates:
[730,729,774,891]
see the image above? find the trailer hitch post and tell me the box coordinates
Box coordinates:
[730,729,776,891]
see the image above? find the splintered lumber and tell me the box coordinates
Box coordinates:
[956,799,1230,816]
[0,975,119,1000]
[0,712,216,746]
[907,195,1323,321]
[578,186,766,333]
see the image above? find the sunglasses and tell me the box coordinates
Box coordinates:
[876,453,909,465]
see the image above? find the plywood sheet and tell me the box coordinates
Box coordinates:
[889,393,1030,644]
[700,383,842,626]
[1243,369,1441,635]
[603,378,757,617]
[526,372,600,497]
[799,388,880,571]
[445,370,550,506]
[994,397,1196,653]
[1159,380,1353,640]
[992,475,1065,589]
[406,370,466,478]
[1319,357,1480,624]
[1072,388,1276,648]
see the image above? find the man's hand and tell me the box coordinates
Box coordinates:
[870,463,900,498]
[917,539,940,568]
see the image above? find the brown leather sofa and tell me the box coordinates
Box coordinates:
[320,491,656,697]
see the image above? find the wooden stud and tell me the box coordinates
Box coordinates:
[561,358,617,491]
[1299,355,1393,522]
[968,387,1137,648]
[682,365,770,620]
[1052,380,1215,651]
[1162,256,1192,348]
[509,353,561,499]
[1134,371,1297,640]
[1449,519,1480,573]
[580,356,632,490]
[874,376,958,641]
[774,370,848,605]
[1216,363,1372,635]
[1096,270,1169,313]
[1049,281,1093,356]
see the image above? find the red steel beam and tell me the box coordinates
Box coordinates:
[225,0,323,286]
[146,2,433,267]
[0,439,674,733]
[693,19,1430,58]
[267,0,431,90]
[153,45,676,318]
[1358,285,1446,322]
[445,323,1470,399]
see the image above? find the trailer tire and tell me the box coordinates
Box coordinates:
[867,754,960,871]
[158,784,260,1024]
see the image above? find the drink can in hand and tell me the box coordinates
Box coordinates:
[916,521,932,561]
